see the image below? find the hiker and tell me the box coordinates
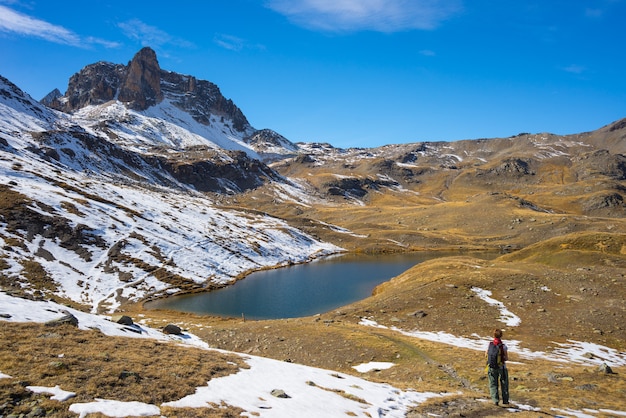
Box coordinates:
[486,328,509,405]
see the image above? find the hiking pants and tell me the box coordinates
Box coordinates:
[488,366,509,404]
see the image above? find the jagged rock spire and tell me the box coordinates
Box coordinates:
[118,47,162,110]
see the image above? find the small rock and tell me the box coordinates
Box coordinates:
[598,363,614,374]
[26,406,46,417]
[45,312,78,327]
[111,315,134,326]
[48,361,67,370]
[163,324,182,335]
[270,389,290,399]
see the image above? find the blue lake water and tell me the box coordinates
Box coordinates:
[146,251,492,319]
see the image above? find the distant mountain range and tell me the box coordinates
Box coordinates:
[0,47,624,313]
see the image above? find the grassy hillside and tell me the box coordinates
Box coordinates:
[3,231,624,416]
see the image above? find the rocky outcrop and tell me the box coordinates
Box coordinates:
[574,150,626,180]
[61,61,126,111]
[243,129,299,161]
[118,47,162,110]
[160,70,249,132]
[491,158,535,176]
[159,150,281,193]
[58,48,161,112]
[50,47,252,133]
[324,176,399,199]
[582,192,625,216]
[40,88,62,106]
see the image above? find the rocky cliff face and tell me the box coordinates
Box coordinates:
[50,47,251,133]
[159,70,249,132]
[58,61,126,111]
[118,47,162,110]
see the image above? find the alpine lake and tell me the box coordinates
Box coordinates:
[146,251,497,320]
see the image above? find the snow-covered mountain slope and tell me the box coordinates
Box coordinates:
[73,99,257,156]
[0,75,342,313]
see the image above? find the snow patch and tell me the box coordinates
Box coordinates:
[353,362,395,373]
[69,399,160,418]
[471,287,521,327]
[27,385,76,402]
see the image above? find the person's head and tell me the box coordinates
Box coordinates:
[494,329,503,339]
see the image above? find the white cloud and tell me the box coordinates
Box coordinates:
[0,5,119,48]
[118,19,194,49]
[0,5,80,45]
[214,33,245,51]
[265,0,462,32]
[213,33,266,52]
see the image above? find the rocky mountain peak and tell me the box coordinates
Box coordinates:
[48,47,252,134]
[118,47,162,110]
[39,88,62,106]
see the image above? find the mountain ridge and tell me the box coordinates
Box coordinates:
[43,47,297,162]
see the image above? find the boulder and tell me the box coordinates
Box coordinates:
[111,315,134,326]
[163,324,182,335]
[45,312,78,327]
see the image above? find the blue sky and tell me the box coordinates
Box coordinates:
[1,0,624,148]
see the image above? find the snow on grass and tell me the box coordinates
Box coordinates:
[74,99,258,159]
[164,354,442,418]
[0,291,447,417]
[360,313,626,367]
[0,155,342,312]
[359,317,626,417]
[352,362,395,373]
[0,292,209,347]
[27,385,76,401]
[315,220,369,238]
[69,399,160,418]
[552,408,598,418]
[471,287,521,327]
[548,408,626,418]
